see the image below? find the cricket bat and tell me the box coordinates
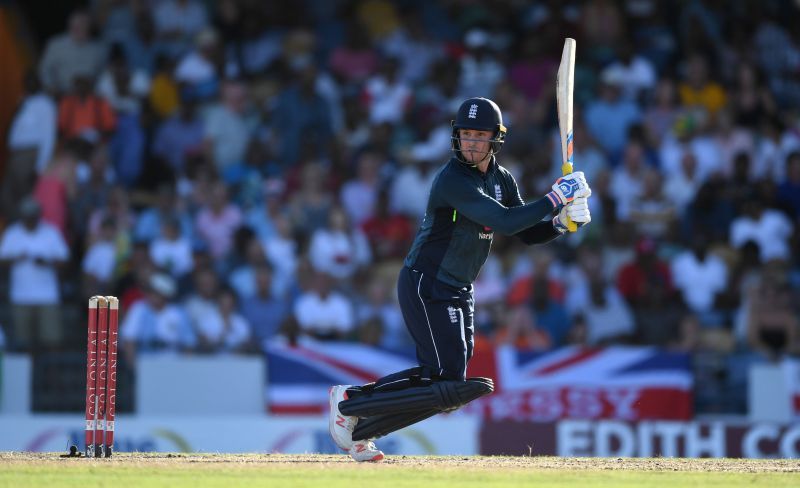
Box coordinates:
[557,38,577,232]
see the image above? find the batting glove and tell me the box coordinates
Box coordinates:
[546,171,592,207]
[553,197,592,234]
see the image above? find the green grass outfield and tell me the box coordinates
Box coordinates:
[0,453,797,488]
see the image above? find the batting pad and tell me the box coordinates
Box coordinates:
[339,377,494,418]
[352,408,440,441]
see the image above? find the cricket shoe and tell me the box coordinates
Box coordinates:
[329,385,357,451]
[349,440,384,462]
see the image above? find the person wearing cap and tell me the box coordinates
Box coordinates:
[0,196,70,352]
[119,272,195,361]
[585,66,642,162]
[327,97,593,462]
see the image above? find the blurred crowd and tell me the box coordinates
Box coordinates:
[1,0,800,412]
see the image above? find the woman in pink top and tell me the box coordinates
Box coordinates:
[33,145,77,240]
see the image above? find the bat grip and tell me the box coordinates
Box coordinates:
[560,162,578,233]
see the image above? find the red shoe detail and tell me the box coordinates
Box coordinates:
[335,415,346,428]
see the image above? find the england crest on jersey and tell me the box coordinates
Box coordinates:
[494,184,502,201]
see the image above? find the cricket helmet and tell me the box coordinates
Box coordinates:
[451,97,507,164]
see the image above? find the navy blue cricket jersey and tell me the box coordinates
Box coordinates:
[404,157,561,288]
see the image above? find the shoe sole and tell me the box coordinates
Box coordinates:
[351,452,384,462]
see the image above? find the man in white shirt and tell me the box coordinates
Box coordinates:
[38,11,105,95]
[2,73,57,218]
[293,272,354,341]
[120,273,194,360]
[730,198,794,262]
[671,234,729,323]
[0,198,69,351]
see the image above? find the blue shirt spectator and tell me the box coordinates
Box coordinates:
[585,72,642,163]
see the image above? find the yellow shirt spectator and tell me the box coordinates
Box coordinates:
[679,82,727,115]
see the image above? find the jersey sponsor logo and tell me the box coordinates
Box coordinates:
[494,184,502,201]
[478,231,493,240]
[447,306,459,324]
[468,104,478,119]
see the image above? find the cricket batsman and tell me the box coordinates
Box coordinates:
[329,97,592,461]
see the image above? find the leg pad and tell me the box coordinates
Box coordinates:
[339,377,493,418]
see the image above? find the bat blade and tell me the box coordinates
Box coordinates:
[556,38,577,232]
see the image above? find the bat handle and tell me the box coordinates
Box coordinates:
[560,162,578,233]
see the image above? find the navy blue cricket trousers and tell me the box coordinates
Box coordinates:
[397,266,475,381]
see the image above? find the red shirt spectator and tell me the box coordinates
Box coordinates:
[57,75,116,140]
[617,237,673,306]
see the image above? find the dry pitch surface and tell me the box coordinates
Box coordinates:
[1,452,798,487]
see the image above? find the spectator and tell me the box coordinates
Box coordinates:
[0,198,69,352]
[154,0,210,55]
[504,274,571,348]
[246,179,285,241]
[328,21,378,86]
[389,157,437,220]
[714,110,755,178]
[601,42,657,102]
[355,276,408,351]
[381,8,444,84]
[457,29,504,99]
[149,216,194,279]
[240,264,289,347]
[33,146,78,239]
[643,78,680,147]
[148,55,180,119]
[120,272,194,360]
[361,188,414,262]
[664,152,702,213]
[82,216,119,296]
[3,72,57,219]
[293,271,354,341]
[617,237,673,308]
[192,287,251,353]
[730,197,793,263]
[678,53,727,117]
[134,184,193,243]
[57,75,117,141]
[261,215,298,299]
[271,62,333,165]
[585,69,642,162]
[229,234,268,299]
[183,267,221,340]
[752,116,800,183]
[174,28,221,101]
[38,11,105,95]
[628,168,678,239]
[309,206,371,281]
[340,150,383,226]
[671,232,729,324]
[578,277,635,345]
[362,56,412,125]
[746,268,799,360]
[286,161,334,236]
[97,44,150,187]
[609,142,648,221]
[194,181,242,259]
[203,80,255,172]
[153,95,204,175]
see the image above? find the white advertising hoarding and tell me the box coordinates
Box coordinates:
[0,414,479,455]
